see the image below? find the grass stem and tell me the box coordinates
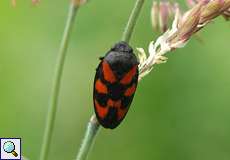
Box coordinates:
[122,0,145,43]
[39,2,79,160]
[76,115,100,160]
[75,1,145,160]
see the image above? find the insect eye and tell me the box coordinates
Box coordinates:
[99,57,104,60]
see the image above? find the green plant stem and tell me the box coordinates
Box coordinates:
[121,0,145,43]
[76,115,100,160]
[39,3,79,160]
[76,1,145,160]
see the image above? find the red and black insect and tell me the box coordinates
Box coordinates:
[93,41,139,129]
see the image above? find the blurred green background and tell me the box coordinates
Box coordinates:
[0,0,230,160]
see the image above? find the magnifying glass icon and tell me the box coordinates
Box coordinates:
[3,141,18,157]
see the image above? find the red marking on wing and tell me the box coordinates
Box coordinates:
[117,108,128,121]
[95,79,108,94]
[95,100,108,118]
[107,99,121,108]
[120,65,137,85]
[102,61,116,83]
[107,99,127,121]
[124,84,136,97]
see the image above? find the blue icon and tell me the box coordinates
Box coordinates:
[3,141,18,157]
[0,138,21,160]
